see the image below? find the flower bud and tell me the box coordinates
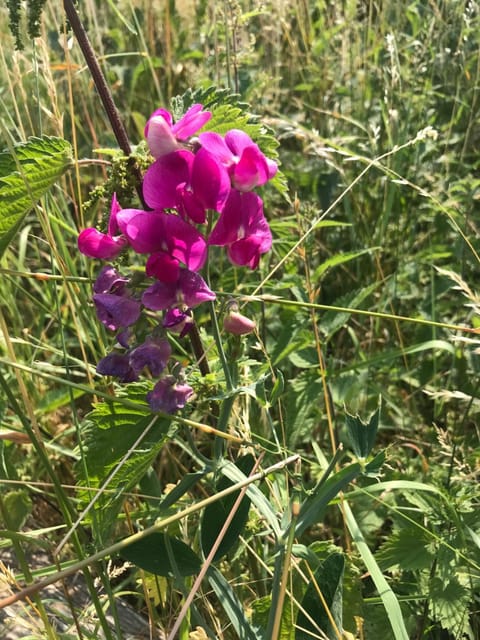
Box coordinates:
[223,306,256,335]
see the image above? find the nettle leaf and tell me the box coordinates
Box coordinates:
[375,527,435,572]
[345,402,380,459]
[77,383,173,543]
[121,532,201,577]
[0,136,73,258]
[296,552,345,640]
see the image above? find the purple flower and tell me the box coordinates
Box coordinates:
[162,307,194,336]
[78,194,128,259]
[142,268,216,311]
[147,376,194,413]
[93,264,129,295]
[142,149,230,223]
[96,352,137,382]
[145,104,211,159]
[96,337,171,382]
[208,190,272,269]
[93,293,141,332]
[199,130,277,192]
[116,208,207,271]
[128,337,172,377]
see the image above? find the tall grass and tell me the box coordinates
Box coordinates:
[0,1,479,639]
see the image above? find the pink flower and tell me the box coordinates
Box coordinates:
[208,190,272,269]
[78,194,128,259]
[223,305,256,335]
[143,149,230,223]
[116,208,207,271]
[145,104,211,158]
[199,129,277,192]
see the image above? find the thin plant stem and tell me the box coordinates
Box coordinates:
[0,454,299,609]
[166,454,264,640]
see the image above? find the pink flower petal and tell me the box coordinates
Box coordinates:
[172,104,211,139]
[191,148,231,212]
[198,131,234,165]
[145,115,179,158]
[143,150,194,210]
[78,228,127,259]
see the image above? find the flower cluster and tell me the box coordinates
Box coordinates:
[78,103,277,413]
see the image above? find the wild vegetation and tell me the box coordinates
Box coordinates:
[0,1,479,639]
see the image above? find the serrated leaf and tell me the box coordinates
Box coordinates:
[428,576,472,637]
[77,384,172,543]
[345,402,380,459]
[121,532,201,577]
[376,527,435,572]
[0,136,73,258]
[296,552,345,640]
[201,454,254,561]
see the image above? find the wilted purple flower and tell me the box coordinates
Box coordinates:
[96,352,137,382]
[78,194,128,259]
[145,104,211,158]
[128,337,172,377]
[199,130,277,192]
[147,376,194,413]
[93,264,129,295]
[93,293,141,332]
[208,190,272,269]
[163,307,194,336]
[142,268,216,311]
[142,148,230,223]
[116,208,207,272]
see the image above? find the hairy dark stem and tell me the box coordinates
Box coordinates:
[189,321,210,377]
[63,0,146,207]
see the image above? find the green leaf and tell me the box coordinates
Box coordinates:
[0,136,73,258]
[77,384,173,543]
[376,527,435,572]
[295,463,362,537]
[313,247,380,282]
[1,491,32,530]
[295,552,345,640]
[121,532,201,577]
[208,565,260,640]
[345,402,380,459]
[201,454,254,561]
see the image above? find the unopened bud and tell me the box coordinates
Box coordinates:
[223,305,256,335]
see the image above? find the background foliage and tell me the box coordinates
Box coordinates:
[0,1,479,639]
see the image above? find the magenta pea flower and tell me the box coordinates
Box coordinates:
[142,268,216,311]
[142,148,230,223]
[199,129,277,192]
[116,208,207,271]
[145,104,211,158]
[78,193,128,259]
[147,376,194,413]
[208,190,272,269]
